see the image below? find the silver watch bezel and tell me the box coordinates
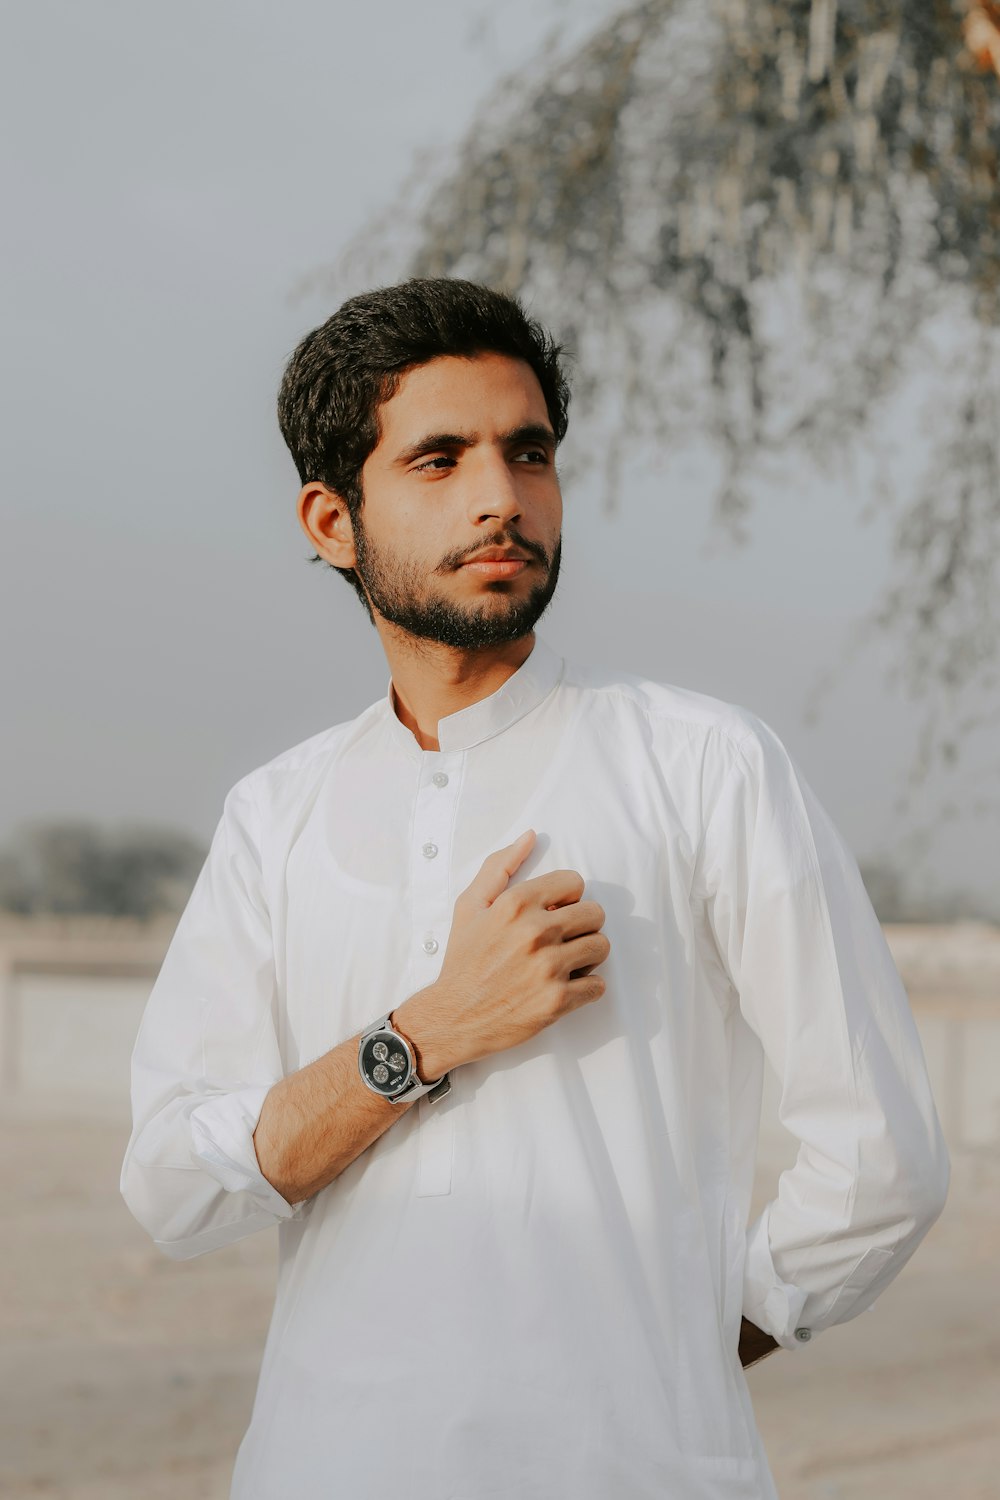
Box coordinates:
[357,1014,451,1104]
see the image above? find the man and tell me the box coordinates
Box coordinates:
[121,278,949,1500]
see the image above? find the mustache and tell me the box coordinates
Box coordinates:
[449,532,551,569]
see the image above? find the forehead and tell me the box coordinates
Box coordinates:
[375,352,550,442]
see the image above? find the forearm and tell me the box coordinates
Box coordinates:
[252,851,611,1207]
[252,968,499,1206]
[253,1010,425,1204]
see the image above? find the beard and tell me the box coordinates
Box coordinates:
[351,517,562,650]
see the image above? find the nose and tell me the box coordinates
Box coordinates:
[468,453,522,525]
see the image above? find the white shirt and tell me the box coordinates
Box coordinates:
[121,633,949,1500]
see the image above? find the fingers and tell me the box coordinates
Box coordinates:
[554,899,606,942]
[560,930,611,976]
[562,970,607,1008]
[462,830,537,910]
[526,868,587,910]
[460,840,588,919]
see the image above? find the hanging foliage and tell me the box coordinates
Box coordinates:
[320,0,1000,798]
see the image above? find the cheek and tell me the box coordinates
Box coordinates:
[539,492,563,550]
[512,472,561,523]
[364,493,445,562]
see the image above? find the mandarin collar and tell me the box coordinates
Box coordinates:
[381,633,564,756]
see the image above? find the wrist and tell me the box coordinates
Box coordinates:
[392,987,455,1082]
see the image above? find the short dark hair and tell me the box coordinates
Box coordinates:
[276,277,572,612]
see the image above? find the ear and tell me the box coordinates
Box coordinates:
[297,482,357,568]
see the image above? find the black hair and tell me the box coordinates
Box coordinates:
[276,277,571,612]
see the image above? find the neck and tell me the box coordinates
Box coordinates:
[381,625,537,751]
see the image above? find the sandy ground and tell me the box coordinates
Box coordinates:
[2,1114,998,1500]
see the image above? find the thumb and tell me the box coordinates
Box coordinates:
[463,829,536,909]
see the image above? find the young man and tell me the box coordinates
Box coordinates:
[121,278,949,1500]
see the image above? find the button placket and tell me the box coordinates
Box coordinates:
[409,755,463,1197]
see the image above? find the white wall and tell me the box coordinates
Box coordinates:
[2,942,998,1182]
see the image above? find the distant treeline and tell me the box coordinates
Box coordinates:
[0,821,208,919]
[0,819,985,924]
[857,862,987,926]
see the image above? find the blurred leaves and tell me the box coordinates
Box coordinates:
[323,0,1000,802]
[0,822,206,919]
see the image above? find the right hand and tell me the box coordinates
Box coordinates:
[394,830,610,1078]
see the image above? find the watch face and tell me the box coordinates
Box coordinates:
[360,1031,412,1097]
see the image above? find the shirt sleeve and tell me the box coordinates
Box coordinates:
[694,716,950,1351]
[120,773,306,1260]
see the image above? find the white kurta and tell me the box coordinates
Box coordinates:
[121,632,949,1500]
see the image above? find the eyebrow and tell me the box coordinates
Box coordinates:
[393,422,557,468]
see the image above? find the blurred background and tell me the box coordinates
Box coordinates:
[2,1,998,1496]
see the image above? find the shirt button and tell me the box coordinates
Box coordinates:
[794,1327,812,1342]
[422,938,439,954]
[431,772,449,788]
[422,842,439,859]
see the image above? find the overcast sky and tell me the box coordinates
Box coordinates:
[2,0,995,917]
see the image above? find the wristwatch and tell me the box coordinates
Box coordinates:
[357,1012,451,1104]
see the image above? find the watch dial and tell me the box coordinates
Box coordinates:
[361,1032,411,1096]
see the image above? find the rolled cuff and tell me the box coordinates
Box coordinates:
[189,1084,306,1220]
[742,1202,810,1352]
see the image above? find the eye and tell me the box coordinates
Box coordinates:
[513,449,550,464]
[413,455,457,472]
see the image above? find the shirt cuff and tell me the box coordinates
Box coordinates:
[189,1084,306,1220]
[742,1202,811,1352]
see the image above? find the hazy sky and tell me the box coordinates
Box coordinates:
[2,0,995,916]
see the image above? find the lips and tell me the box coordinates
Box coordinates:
[462,556,532,577]
[462,549,532,564]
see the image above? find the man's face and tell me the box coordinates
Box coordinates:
[349,351,563,649]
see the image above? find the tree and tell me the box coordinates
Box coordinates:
[0,821,207,919]
[313,0,1000,820]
